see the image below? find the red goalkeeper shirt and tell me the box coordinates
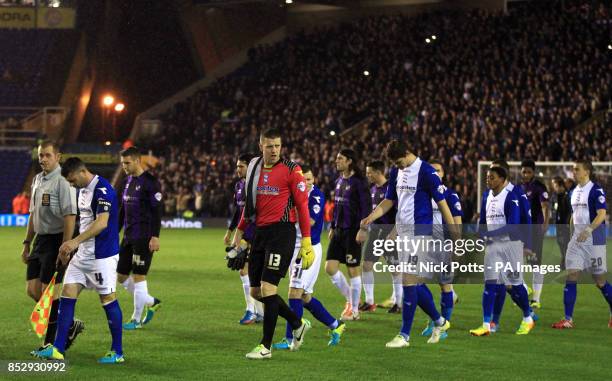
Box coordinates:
[238,159,311,238]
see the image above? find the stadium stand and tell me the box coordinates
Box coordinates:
[146,1,611,220]
[0,147,32,213]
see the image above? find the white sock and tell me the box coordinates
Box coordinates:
[362,271,375,304]
[523,315,534,324]
[121,277,135,295]
[350,276,362,313]
[240,274,254,312]
[330,271,350,301]
[254,300,264,316]
[392,274,403,306]
[145,293,155,305]
[483,322,491,330]
[532,277,543,302]
[132,281,149,322]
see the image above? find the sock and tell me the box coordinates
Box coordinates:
[532,278,543,302]
[275,295,301,329]
[254,300,264,316]
[261,295,280,349]
[416,284,442,323]
[492,284,506,324]
[510,284,532,318]
[54,297,76,353]
[362,271,375,305]
[44,299,60,345]
[564,282,577,320]
[285,299,303,340]
[599,282,612,313]
[350,276,362,313]
[304,297,338,329]
[440,291,454,321]
[121,277,135,295]
[240,275,254,312]
[132,281,148,322]
[330,271,351,301]
[392,274,403,305]
[400,286,417,339]
[103,300,123,356]
[482,283,497,324]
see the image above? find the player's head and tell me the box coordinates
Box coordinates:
[61,157,91,188]
[365,160,385,184]
[490,159,510,172]
[259,128,281,165]
[573,159,594,184]
[300,163,315,191]
[38,140,61,174]
[336,148,358,174]
[429,159,445,180]
[236,153,254,179]
[552,176,566,193]
[521,159,536,183]
[486,166,507,192]
[120,146,142,176]
[385,140,413,169]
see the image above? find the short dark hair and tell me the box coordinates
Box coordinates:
[488,166,507,180]
[300,163,312,174]
[552,176,565,188]
[260,128,281,141]
[576,159,595,180]
[385,140,411,161]
[366,160,385,173]
[490,159,510,172]
[238,153,254,164]
[521,159,536,170]
[39,140,60,153]
[61,157,86,178]
[120,146,141,158]
[429,159,444,170]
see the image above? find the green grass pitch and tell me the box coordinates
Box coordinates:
[0,227,610,380]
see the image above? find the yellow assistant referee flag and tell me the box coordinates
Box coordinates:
[30,272,57,338]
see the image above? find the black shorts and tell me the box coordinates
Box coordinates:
[363,225,399,265]
[26,233,65,284]
[248,223,296,287]
[326,227,362,267]
[117,238,154,275]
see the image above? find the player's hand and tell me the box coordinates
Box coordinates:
[149,236,160,252]
[356,228,368,244]
[226,240,248,271]
[328,229,334,240]
[360,215,375,229]
[577,228,591,243]
[56,250,71,267]
[298,237,315,270]
[223,230,232,246]
[59,239,79,256]
[21,243,30,264]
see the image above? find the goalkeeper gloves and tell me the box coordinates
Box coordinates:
[225,239,249,271]
[297,237,314,270]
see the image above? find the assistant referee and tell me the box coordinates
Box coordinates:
[21,140,79,347]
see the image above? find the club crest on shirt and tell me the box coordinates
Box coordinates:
[263,174,269,184]
[155,192,162,201]
[298,181,306,192]
[437,185,445,194]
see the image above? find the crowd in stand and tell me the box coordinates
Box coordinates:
[147,0,611,222]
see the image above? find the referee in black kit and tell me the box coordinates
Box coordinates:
[21,140,84,350]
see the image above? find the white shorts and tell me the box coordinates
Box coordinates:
[64,253,119,295]
[396,234,437,278]
[565,239,607,275]
[289,242,322,294]
[484,240,523,286]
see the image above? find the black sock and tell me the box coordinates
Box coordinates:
[276,295,301,330]
[44,299,60,346]
[261,295,279,349]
